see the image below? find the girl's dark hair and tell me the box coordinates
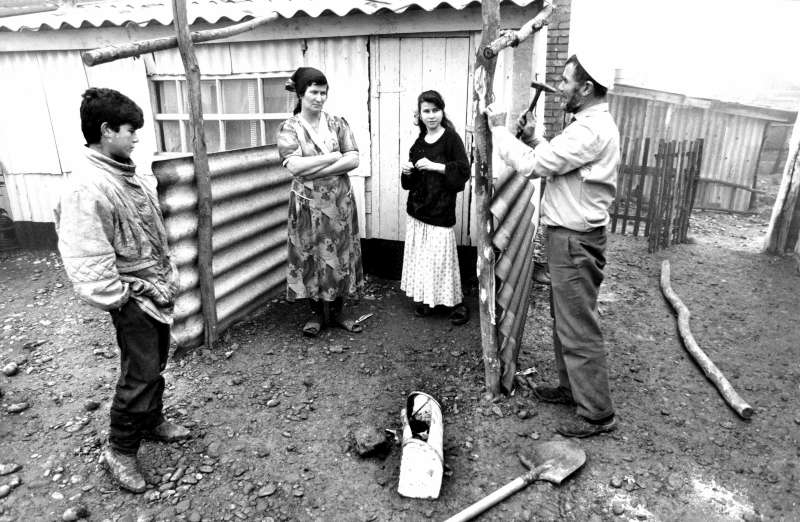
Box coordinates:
[80,88,144,144]
[415,90,455,137]
[286,67,329,115]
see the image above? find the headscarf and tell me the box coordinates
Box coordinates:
[285,67,328,96]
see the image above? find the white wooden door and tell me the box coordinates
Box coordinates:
[369,36,475,245]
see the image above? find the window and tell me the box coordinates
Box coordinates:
[150,74,296,154]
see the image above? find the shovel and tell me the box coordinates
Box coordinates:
[443,440,586,522]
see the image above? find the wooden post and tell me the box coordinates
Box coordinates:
[474,0,502,399]
[173,0,217,349]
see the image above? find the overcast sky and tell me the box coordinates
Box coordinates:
[570,0,800,109]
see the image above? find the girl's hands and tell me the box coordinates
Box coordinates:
[414,157,443,172]
[401,161,414,175]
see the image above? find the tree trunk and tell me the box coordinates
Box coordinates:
[474,0,502,399]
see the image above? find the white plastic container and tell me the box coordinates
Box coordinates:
[397,391,444,499]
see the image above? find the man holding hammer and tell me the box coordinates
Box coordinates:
[482,53,620,438]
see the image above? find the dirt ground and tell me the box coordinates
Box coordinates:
[1,191,799,521]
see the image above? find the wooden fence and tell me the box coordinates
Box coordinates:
[611,138,704,252]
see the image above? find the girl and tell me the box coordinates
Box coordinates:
[400,90,470,325]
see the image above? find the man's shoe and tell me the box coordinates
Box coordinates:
[532,263,551,285]
[101,448,146,493]
[532,386,576,405]
[556,416,618,438]
[145,419,190,442]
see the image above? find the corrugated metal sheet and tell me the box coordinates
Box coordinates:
[153,145,291,348]
[490,167,540,393]
[610,92,772,212]
[0,0,538,32]
[3,172,62,222]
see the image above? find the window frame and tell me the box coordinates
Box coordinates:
[148,72,295,155]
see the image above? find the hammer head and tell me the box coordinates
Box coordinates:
[530,81,557,93]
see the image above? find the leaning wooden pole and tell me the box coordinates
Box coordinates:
[81,13,279,66]
[173,0,217,349]
[660,260,753,419]
[473,0,502,398]
[764,107,800,256]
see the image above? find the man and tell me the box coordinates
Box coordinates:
[483,54,620,438]
[56,88,189,492]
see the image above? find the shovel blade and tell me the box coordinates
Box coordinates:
[521,440,586,484]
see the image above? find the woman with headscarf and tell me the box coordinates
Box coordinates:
[277,67,365,336]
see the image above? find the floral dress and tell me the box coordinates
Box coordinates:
[277,111,364,302]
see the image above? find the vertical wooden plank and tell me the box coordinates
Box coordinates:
[663,141,677,248]
[367,35,381,238]
[377,37,401,241]
[462,32,480,246]
[443,36,470,244]
[621,137,637,234]
[173,0,217,348]
[647,141,663,252]
[398,37,424,242]
[632,137,650,236]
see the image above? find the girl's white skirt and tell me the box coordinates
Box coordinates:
[401,215,463,307]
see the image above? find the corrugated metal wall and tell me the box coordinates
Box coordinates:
[148,37,371,236]
[0,49,156,222]
[609,94,770,211]
[153,146,291,349]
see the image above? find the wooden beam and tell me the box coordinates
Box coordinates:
[172,0,217,349]
[81,13,279,66]
[480,0,554,59]
[474,0,502,399]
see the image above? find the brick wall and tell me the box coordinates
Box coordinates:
[543,0,572,137]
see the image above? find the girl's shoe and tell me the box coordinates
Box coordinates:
[449,303,469,325]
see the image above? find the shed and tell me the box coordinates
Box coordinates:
[608,83,797,213]
[0,0,548,251]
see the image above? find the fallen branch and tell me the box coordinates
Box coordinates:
[480,0,555,59]
[660,260,753,419]
[81,13,279,66]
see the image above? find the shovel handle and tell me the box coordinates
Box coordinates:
[443,465,549,522]
[442,476,528,522]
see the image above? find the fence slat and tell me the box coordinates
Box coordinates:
[632,138,650,236]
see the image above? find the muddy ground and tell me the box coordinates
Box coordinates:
[1,194,799,521]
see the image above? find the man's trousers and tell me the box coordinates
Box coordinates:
[547,225,614,421]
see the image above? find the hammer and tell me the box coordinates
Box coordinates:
[516,80,557,139]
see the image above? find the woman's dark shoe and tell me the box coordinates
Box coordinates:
[302,317,322,337]
[334,314,364,333]
[449,303,469,325]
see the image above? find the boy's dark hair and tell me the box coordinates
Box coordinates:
[565,55,608,98]
[80,88,144,144]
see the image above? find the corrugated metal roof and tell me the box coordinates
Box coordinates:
[0,0,58,19]
[0,0,538,32]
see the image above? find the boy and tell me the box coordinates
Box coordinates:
[56,88,188,492]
